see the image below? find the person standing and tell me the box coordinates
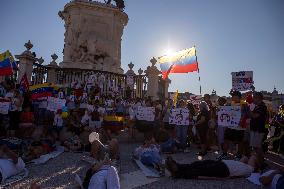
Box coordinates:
[175,100,190,152]
[249,92,268,157]
[7,89,23,137]
[195,101,210,156]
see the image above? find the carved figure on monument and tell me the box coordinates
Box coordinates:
[105,0,125,10]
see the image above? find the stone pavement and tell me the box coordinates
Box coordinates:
[8,131,279,189]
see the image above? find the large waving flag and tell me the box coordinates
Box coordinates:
[29,83,54,100]
[158,47,198,79]
[0,51,14,76]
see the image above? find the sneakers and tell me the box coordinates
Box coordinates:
[217,153,228,160]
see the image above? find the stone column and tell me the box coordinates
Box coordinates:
[164,78,171,99]
[125,62,136,98]
[15,40,37,84]
[46,53,59,84]
[136,68,144,98]
[145,57,161,100]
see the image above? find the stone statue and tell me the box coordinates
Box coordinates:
[105,0,125,10]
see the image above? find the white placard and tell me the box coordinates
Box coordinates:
[136,106,155,122]
[217,106,241,127]
[189,95,202,105]
[169,108,190,126]
[47,97,66,112]
[232,71,254,91]
[0,101,11,114]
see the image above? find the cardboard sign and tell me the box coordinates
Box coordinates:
[0,101,10,114]
[189,95,202,105]
[136,106,155,122]
[217,106,241,127]
[47,97,66,112]
[232,71,254,91]
[169,108,190,126]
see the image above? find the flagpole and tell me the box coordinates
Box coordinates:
[194,45,202,95]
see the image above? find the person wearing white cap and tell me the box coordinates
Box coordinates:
[89,132,119,161]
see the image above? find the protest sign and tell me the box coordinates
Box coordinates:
[136,106,155,122]
[189,95,202,105]
[0,101,10,114]
[47,97,66,112]
[217,106,241,127]
[169,108,190,126]
[232,71,254,91]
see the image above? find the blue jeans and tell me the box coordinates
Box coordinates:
[176,125,188,149]
[140,151,162,167]
[160,138,180,152]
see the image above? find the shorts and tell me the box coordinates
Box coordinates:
[250,131,265,148]
[224,128,244,143]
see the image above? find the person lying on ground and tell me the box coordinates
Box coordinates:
[82,154,120,189]
[166,152,262,179]
[23,133,56,162]
[89,132,119,161]
[133,136,163,172]
[0,144,25,184]
[259,170,284,189]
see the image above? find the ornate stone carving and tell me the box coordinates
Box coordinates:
[59,1,128,73]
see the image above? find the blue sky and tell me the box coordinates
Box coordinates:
[1,0,284,95]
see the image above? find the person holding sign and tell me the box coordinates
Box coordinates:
[218,90,249,160]
[195,101,210,156]
[249,92,268,157]
[175,100,190,151]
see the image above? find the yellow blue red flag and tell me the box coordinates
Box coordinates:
[158,47,198,79]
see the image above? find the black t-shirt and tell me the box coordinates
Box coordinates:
[250,102,268,133]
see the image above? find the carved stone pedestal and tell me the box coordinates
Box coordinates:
[59,0,128,74]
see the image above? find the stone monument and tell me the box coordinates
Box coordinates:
[59,0,128,73]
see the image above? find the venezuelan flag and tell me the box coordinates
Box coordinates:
[29,83,54,100]
[0,51,13,76]
[159,47,198,79]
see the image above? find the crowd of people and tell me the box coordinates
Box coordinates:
[0,78,283,189]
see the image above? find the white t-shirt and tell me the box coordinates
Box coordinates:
[38,98,48,109]
[53,114,63,127]
[88,165,120,189]
[222,160,253,177]
[81,114,91,125]
[0,158,25,181]
[97,107,106,122]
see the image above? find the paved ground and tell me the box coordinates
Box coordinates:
[6,131,281,189]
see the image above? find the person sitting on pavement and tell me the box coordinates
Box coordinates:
[89,132,119,161]
[133,135,163,173]
[81,154,120,189]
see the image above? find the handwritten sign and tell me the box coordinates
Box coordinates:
[217,106,241,127]
[232,71,254,91]
[0,101,10,114]
[47,97,66,112]
[169,108,190,126]
[189,95,202,105]
[136,106,155,122]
